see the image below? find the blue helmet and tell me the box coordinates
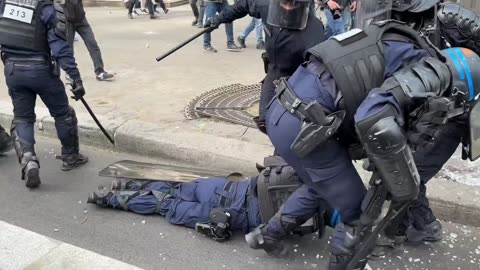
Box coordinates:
[442,48,480,102]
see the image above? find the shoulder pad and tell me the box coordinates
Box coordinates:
[438,3,480,47]
[53,2,65,15]
[437,2,464,27]
[438,3,480,36]
[53,3,67,40]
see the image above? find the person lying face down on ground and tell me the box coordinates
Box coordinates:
[88,156,340,243]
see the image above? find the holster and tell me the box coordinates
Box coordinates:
[274,78,345,158]
[50,58,60,76]
[261,52,269,74]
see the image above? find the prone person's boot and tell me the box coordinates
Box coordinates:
[0,125,13,154]
[87,186,114,207]
[54,107,88,171]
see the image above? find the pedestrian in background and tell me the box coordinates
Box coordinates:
[203,0,241,52]
[63,0,115,81]
[237,17,265,50]
[322,0,357,38]
[128,0,157,19]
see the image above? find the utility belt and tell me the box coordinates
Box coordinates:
[272,77,345,158]
[195,181,235,242]
[1,53,60,76]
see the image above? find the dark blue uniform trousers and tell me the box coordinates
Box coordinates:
[262,64,367,239]
[4,61,70,146]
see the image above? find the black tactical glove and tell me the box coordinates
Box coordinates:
[70,80,85,101]
[204,15,221,32]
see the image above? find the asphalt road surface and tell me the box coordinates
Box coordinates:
[0,137,479,270]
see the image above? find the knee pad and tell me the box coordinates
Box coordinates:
[54,106,79,154]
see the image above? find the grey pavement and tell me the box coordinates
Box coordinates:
[1,138,480,270]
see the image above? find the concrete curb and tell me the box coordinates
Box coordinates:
[1,100,479,227]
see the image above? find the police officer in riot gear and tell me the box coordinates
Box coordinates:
[244,0,480,268]
[87,156,341,242]
[203,0,324,133]
[0,0,88,188]
[356,0,480,253]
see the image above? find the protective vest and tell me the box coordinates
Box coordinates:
[0,0,50,52]
[306,20,439,144]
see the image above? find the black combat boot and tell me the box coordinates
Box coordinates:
[329,223,368,270]
[406,219,443,242]
[54,107,89,171]
[0,126,13,154]
[10,123,41,188]
[245,224,289,258]
[21,152,41,188]
[62,153,89,171]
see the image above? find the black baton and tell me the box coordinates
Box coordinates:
[80,97,115,145]
[156,27,216,62]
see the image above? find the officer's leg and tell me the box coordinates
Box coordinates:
[37,76,88,171]
[246,185,324,257]
[0,125,13,154]
[249,102,367,268]
[5,62,41,188]
[76,17,105,75]
[388,122,462,242]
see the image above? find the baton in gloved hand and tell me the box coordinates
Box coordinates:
[67,82,115,145]
[156,26,217,62]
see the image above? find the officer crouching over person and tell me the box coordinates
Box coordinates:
[0,0,88,188]
[87,156,341,245]
[243,0,480,269]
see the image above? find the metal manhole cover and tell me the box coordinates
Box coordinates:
[184,84,261,128]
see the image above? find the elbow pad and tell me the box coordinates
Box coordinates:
[356,105,420,202]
